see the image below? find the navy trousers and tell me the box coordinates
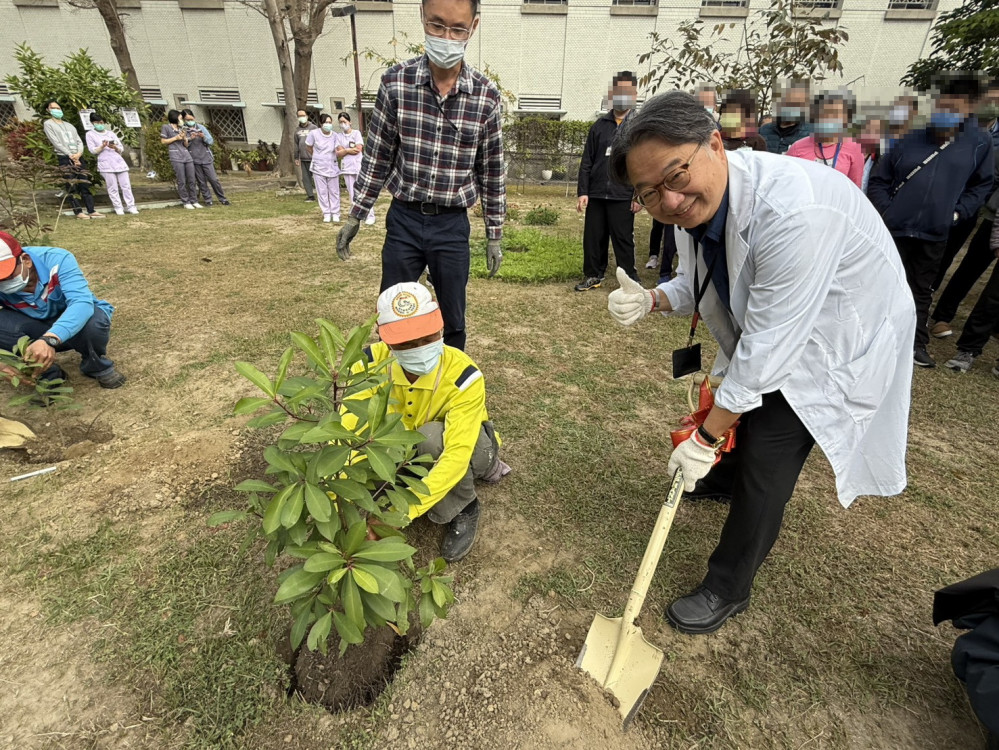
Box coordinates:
[380,200,471,351]
[0,307,115,380]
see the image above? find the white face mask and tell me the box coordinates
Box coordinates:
[612,95,636,111]
[424,35,466,70]
[340,122,351,132]
[392,339,444,376]
[0,263,28,294]
[888,106,909,125]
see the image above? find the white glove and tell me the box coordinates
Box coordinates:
[667,431,719,492]
[607,267,655,326]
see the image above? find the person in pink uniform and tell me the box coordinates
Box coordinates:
[305,113,341,223]
[335,112,375,225]
[85,113,137,216]
[787,92,864,189]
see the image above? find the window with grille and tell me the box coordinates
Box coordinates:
[613,0,656,5]
[148,105,166,122]
[701,0,748,6]
[524,0,567,5]
[887,0,935,8]
[0,103,16,129]
[793,0,842,8]
[276,89,321,108]
[199,88,242,105]
[206,107,247,142]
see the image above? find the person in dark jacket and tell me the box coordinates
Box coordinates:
[758,81,813,154]
[574,71,641,292]
[868,72,994,368]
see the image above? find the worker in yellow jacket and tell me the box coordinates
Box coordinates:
[346,282,510,561]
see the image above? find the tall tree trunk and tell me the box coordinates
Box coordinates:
[92,0,147,167]
[292,41,315,111]
[262,0,298,177]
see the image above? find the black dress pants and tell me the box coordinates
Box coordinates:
[649,219,678,278]
[380,200,471,351]
[895,237,948,350]
[932,219,996,324]
[956,262,999,356]
[689,391,815,601]
[582,198,636,281]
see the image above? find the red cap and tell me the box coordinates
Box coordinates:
[0,232,24,280]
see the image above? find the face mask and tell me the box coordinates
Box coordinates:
[704,106,716,117]
[322,123,334,133]
[185,120,196,127]
[424,34,466,70]
[888,106,909,125]
[298,117,308,125]
[93,123,106,132]
[611,95,636,111]
[392,339,443,376]
[929,111,963,130]
[718,113,742,131]
[50,109,63,119]
[813,120,842,137]
[778,107,803,122]
[0,265,28,294]
[340,122,351,132]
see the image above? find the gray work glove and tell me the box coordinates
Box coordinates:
[336,216,360,261]
[486,238,503,278]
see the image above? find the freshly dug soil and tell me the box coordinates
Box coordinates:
[294,626,417,712]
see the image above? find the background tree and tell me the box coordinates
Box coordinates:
[639,0,848,119]
[902,0,999,90]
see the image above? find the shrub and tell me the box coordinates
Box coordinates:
[470,226,581,283]
[524,205,559,226]
[1,336,75,409]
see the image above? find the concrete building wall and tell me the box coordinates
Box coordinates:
[0,0,954,143]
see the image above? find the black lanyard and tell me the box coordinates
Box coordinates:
[816,138,843,169]
[687,241,720,348]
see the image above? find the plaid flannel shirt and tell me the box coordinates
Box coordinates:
[350,55,506,240]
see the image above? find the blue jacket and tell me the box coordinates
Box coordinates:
[868,121,994,242]
[0,246,114,342]
[759,120,813,154]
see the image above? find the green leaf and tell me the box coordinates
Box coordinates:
[363,446,396,483]
[274,347,294,394]
[207,510,248,527]
[248,409,286,429]
[291,332,331,376]
[274,569,325,604]
[358,564,407,603]
[234,396,272,415]
[431,579,447,609]
[353,539,417,563]
[351,566,380,594]
[373,429,427,447]
[265,538,280,566]
[300,421,357,443]
[304,552,346,573]
[288,519,309,546]
[328,567,349,586]
[327,478,369,502]
[361,589,396,623]
[342,520,367,557]
[235,361,275,397]
[304,483,332,523]
[306,611,333,654]
[338,324,369,377]
[279,421,315,445]
[314,445,351,478]
[262,484,295,534]
[290,606,316,651]
[264,446,299,476]
[315,514,341,542]
[280,484,305,529]
[419,592,436,628]
[234,479,277,494]
[332,610,363,651]
[341,574,365,632]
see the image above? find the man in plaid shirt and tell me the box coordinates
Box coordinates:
[336,0,505,351]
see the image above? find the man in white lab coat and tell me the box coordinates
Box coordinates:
[606,91,916,635]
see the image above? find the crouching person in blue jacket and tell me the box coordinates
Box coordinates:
[0,231,126,391]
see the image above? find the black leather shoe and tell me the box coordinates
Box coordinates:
[681,491,731,504]
[665,585,750,634]
[441,499,480,563]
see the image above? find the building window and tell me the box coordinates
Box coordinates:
[887,0,935,8]
[205,107,247,142]
[794,0,842,8]
[148,105,166,122]
[700,0,748,6]
[0,102,17,129]
[613,0,656,5]
[523,0,568,5]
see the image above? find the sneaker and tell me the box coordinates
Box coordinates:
[184,203,195,210]
[332,214,341,223]
[365,214,376,226]
[204,202,213,207]
[87,213,105,219]
[913,348,936,368]
[930,321,953,338]
[305,196,315,202]
[96,369,127,389]
[645,255,659,269]
[574,276,604,292]
[192,203,203,209]
[114,209,124,216]
[323,214,332,223]
[74,213,90,219]
[441,498,480,563]
[126,206,139,214]
[219,198,230,206]
[945,351,976,372]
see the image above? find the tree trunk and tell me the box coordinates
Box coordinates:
[93,0,147,167]
[292,41,315,112]
[262,0,299,177]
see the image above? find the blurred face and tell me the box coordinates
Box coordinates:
[608,79,638,111]
[627,130,729,229]
[860,119,883,140]
[978,88,999,122]
[718,106,747,135]
[818,100,846,127]
[779,88,809,122]
[696,90,716,111]
[935,94,973,118]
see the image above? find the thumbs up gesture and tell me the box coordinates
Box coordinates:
[608,267,655,326]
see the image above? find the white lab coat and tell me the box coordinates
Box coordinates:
[659,150,916,508]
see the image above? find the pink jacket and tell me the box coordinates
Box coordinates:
[786,136,864,189]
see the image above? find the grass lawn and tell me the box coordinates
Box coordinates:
[0,184,995,749]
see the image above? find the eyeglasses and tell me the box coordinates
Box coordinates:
[634,143,703,209]
[423,19,472,41]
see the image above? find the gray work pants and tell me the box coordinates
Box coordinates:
[417,421,499,524]
[193,160,227,203]
[170,158,196,205]
[300,159,315,199]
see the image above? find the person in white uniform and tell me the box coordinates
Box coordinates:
[606,91,916,635]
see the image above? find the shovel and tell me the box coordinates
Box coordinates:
[576,467,684,729]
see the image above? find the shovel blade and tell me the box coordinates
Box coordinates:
[576,613,664,729]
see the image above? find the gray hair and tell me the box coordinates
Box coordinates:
[609,91,716,185]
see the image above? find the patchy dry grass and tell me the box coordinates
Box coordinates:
[0,185,994,749]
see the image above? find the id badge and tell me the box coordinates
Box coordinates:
[605,146,612,156]
[672,344,702,379]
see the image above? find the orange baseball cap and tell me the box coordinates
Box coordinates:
[376,283,444,345]
[0,232,24,280]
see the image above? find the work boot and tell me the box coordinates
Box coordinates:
[665,585,750,635]
[441,498,480,563]
[96,369,127,389]
[574,276,604,292]
[930,321,953,338]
